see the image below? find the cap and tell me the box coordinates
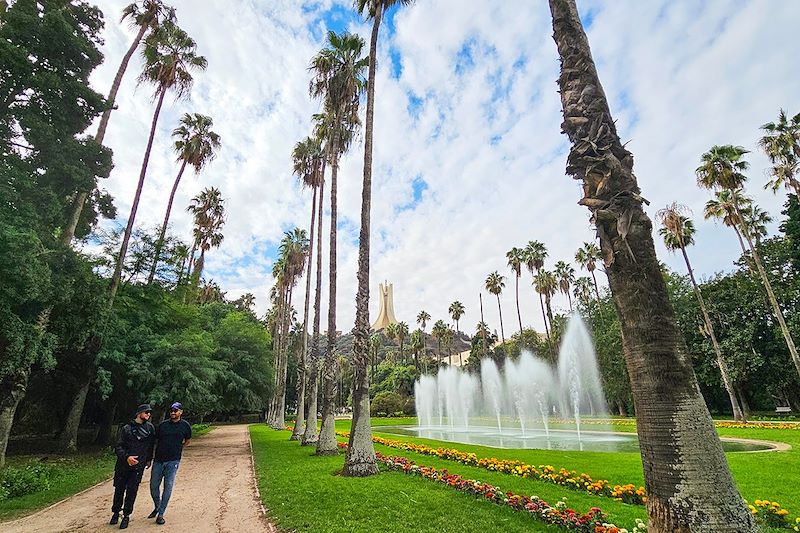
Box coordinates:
[136,404,152,415]
[170,402,183,410]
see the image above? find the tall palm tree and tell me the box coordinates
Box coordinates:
[742,204,772,247]
[523,240,550,338]
[409,329,424,372]
[448,301,465,335]
[657,203,745,421]
[431,320,447,362]
[108,21,207,304]
[704,189,753,255]
[533,270,557,333]
[484,271,506,344]
[416,310,431,332]
[759,109,800,197]
[575,242,602,301]
[697,145,800,378]
[506,247,525,334]
[62,0,176,244]
[290,136,324,441]
[369,333,381,381]
[554,260,576,311]
[148,113,221,284]
[396,321,409,365]
[548,1,755,528]
[309,31,368,456]
[186,187,225,284]
[573,277,593,306]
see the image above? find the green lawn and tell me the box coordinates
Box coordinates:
[251,418,798,532]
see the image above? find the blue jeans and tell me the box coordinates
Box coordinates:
[150,460,180,516]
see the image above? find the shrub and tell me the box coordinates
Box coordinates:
[402,397,416,416]
[371,391,404,416]
[0,463,54,501]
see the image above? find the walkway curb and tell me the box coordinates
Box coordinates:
[248,425,278,532]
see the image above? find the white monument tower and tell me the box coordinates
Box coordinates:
[371,281,399,331]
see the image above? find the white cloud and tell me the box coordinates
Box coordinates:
[90,0,800,340]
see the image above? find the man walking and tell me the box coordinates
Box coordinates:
[111,404,155,529]
[149,402,192,525]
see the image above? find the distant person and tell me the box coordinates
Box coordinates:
[148,402,192,525]
[111,404,155,529]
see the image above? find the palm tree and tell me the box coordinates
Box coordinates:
[523,240,550,338]
[416,310,431,332]
[347,0,415,478]
[741,204,772,246]
[148,113,221,284]
[575,242,602,301]
[409,329,424,372]
[443,327,455,366]
[759,109,800,197]
[548,1,755,528]
[308,31,368,456]
[290,136,324,441]
[484,271,506,344]
[533,270,557,333]
[657,203,745,421]
[554,260,576,311]
[369,333,381,381]
[506,247,525,334]
[396,322,409,365]
[704,189,753,255]
[448,301,465,335]
[697,145,800,378]
[573,277,593,306]
[186,187,225,284]
[431,320,447,361]
[62,0,175,245]
[108,21,207,303]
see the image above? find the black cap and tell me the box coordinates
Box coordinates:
[136,404,152,416]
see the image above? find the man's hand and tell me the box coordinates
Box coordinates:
[126,456,139,467]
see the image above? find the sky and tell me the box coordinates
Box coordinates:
[87,0,800,338]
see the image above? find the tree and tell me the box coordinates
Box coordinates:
[573,276,594,307]
[704,189,753,255]
[524,240,551,338]
[657,203,745,421]
[533,270,557,337]
[396,322,409,365]
[759,109,800,197]
[187,187,225,284]
[448,301,465,335]
[484,271,506,344]
[554,260,576,311]
[548,1,755,528]
[416,310,431,331]
[148,113,221,283]
[308,30,368,456]
[369,333,381,380]
[409,329,424,372]
[62,0,176,244]
[431,320,447,361]
[108,21,207,304]
[575,241,602,301]
[506,247,525,334]
[697,144,800,379]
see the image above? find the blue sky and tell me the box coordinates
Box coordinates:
[89,0,800,333]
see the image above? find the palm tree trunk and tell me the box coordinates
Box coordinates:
[566,291,573,311]
[590,269,601,301]
[193,248,206,284]
[495,294,505,343]
[479,292,488,357]
[303,170,325,446]
[538,291,551,338]
[733,200,800,378]
[291,186,318,441]
[680,245,745,421]
[147,160,188,284]
[515,274,523,335]
[270,284,293,429]
[317,151,340,456]
[548,1,755,529]
[62,24,148,245]
[108,85,167,305]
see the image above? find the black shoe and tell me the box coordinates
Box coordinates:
[147,509,158,519]
[119,515,129,529]
[156,515,165,525]
[109,513,119,525]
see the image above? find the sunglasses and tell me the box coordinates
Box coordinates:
[170,408,181,412]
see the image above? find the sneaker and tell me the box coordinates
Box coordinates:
[119,515,129,529]
[156,515,166,525]
[109,513,119,525]
[147,509,159,519]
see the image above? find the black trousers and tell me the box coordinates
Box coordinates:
[112,467,145,516]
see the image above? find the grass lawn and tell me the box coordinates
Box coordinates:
[251,418,798,532]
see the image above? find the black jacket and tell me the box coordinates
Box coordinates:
[114,419,155,473]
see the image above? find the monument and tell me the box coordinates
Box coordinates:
[371,281,399,331]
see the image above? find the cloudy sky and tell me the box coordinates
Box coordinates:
[88,0,800,337]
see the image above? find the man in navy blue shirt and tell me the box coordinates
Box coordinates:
[148,402,192,525]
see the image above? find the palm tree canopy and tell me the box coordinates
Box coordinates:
[138,20,207,99]
[278,228,310,283]
[758,109,800,193]
[506,247,524,276]
[573,277,593,303]
[173,113,221,171]
[416,310,431,329]
[448,301,465,322]
[396,321,409,341]
[356,0,415,19]
[575,242,600,273]
[188,186,226,251]
[704,189,752,227]
[292,136,325,189]
[523,240,547,272]
[121,0,175,30]
[741,204,772,241]
[696,144,750,191]
[533,270,557,296]
[657,203,696,251]
[485,271,505,296]
[553,260,575,294]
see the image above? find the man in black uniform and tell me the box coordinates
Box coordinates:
[111,404,155,529]
[148,401,192,525]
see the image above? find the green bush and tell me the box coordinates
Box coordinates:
[0,463,54,501]
[371,391,405,417]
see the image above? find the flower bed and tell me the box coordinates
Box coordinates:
[547,418,800,431]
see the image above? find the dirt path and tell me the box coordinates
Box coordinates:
[2,424,275,533]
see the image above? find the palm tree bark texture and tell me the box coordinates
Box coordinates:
[548,0,755,530]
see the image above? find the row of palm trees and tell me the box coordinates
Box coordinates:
[656,112,800,421]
